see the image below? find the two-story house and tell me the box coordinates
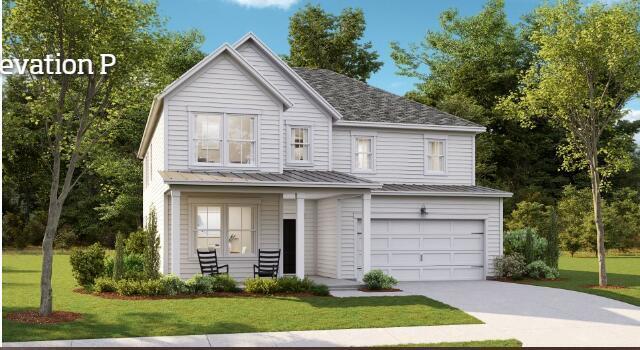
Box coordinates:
[138,33,512,283]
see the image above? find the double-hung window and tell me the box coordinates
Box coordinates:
[353,136,375,172]
[288,126,311,163]
[425,137,446,173]
[194,205,256,256]
[192,113,256,167]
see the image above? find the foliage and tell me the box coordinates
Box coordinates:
[93,277,118,293]
[2,212,27,249]
[125,230,147,255]
[69,243,106,286]
[503,228,548,264]
[54,225,77,249]
[184,274,239,294]
[115,278,164,296]
[545,207,561,269]
[286,4,383,81]
[113,233,125,281]
[159,275,188,296]
[494,253,527,279]
[363,269,398,290]
[143,208,160,280]
[525,260,560,280]
[243,277,279,295]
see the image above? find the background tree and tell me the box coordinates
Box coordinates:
[501,0,640,286]
[2,0,203,316]
[286,4,382,81]
[390,0,576,210]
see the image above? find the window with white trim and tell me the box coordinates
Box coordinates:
[192,113,256,166]
[194,205,256,256]
[288,126,311,163]
[354,136,374,171]
[425,138,446,173]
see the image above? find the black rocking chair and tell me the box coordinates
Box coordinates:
[253,249,280,278]
[197,249,228,276]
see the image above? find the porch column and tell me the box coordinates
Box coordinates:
[170,189,181,277]
[296,193,305,279]
[362,192,372,276]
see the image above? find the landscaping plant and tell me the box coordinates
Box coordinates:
[69,243,106,287]
[494,253,527,280]
[363,269,398,290]
[244,277,279,295]
[113,233,125,281]
[125,230,147,255]
[503,228,548,264]
[94,277,118,293]
[526,260,559,280]
[143,209,160,280]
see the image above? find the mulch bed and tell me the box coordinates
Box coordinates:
[5,310,82,324]
[358,287,402,292]
[585,284,628,290]
[74,288,325,300]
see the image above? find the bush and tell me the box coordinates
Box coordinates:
[363,269,398,290]
[211,274,239,292]
[94,277,118,293]
[244,277,279,295]
[494,253,527,280]
[159,275,188,295]
[526,260,559,280]
[116,279,164,296]
[143,209,160,280]
[125,229,146,255]
[309,283,330,296]
[124,253,145,279]
[503,228,548,264]
[113,233,126,281]
[70,243,106,286]
[184,274,237,294]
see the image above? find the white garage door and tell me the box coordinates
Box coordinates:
[371,219,485,281]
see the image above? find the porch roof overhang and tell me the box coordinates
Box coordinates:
[374,184,513,198]
[159,169,382,189]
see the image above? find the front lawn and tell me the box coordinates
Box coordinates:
[2,253,480,342]
[522,255,640,306]
[388,339,522,347]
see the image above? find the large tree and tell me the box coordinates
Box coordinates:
[2,0,202,316]
[286,4,383,81]
[389,0,575,209]
[501,0,640,286]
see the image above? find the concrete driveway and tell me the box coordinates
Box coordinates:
[392,280,640,347]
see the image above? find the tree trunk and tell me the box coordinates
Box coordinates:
[588,161,607,287]
[39,199,62,316]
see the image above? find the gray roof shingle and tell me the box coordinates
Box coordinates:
[293,68,482,128]
[376,184,512,197]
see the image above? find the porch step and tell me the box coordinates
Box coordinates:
[327,283,363,291]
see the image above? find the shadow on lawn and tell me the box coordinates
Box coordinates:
[281,295,461,311]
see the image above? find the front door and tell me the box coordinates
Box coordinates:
[283,219,296,274]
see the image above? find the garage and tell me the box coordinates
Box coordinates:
[371,219,485,281]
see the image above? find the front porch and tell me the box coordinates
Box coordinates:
[160,179,376,282]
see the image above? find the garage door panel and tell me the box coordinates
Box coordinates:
[421,238,451,250]
[452,237,483,250]
[370,219,485,281]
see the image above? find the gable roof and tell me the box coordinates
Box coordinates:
[232,32,343,120]
[137,43,293,159]
[292,68,483,130]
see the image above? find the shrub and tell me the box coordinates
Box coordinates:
[526,260,560,280]
[363,269,398,290]
[494,253,527,280]
[70,243,106,286]
[275,276,309,293]
[159,275,188,295]
[185,274,216,294]
[104,256,114,277]
[125,229,147,255]
[113,233,126,281]
[116,279,164,296]
[244,277,279,295]
[309,283,330,296]
[503,228,548,264]
[211,274,239,292]
[124,253,145,279]
[94,277,118,293]
[143,209,160,280]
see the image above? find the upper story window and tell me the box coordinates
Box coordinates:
[192,113,256,167]
[352,134,375,173]
[425,137,446,174]
[288,126,311,164]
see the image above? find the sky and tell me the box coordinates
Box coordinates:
[157,0,640,141]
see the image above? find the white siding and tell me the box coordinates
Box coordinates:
[333,127,475,185]
[165,53,282,172]
[236,41,331,170]
[371,195,501,277]
[337,196,363,279]
[176,192,281,280]
[316,197,338,278]
[282,198,317,275]
[142,111,169,273]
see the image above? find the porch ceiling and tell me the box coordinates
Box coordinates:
[159,169,381,189]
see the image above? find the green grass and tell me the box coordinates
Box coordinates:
[522,255,640,306]
[2,253,480,342]
[386,339,523,347]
